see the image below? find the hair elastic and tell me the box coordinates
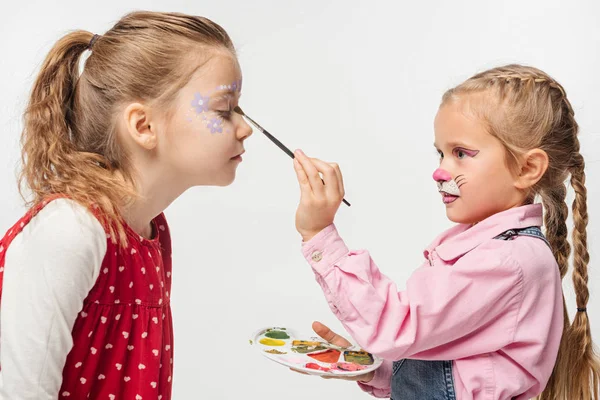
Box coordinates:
[88,34,100,50]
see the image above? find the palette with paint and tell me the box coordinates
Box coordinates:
[250,326,383,377]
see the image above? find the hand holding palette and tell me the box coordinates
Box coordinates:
[250,326,383,377]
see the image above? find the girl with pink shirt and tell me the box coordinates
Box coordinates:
[292,64,599,399]
[0,11,251,399]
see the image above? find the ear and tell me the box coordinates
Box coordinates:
[514,148,549,190]
[123,102,157,150]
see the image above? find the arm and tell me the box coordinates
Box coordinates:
[302,224,523,361]
[357,359,393,398]
[0,199,106,399]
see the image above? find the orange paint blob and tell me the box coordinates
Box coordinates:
[308,349,341,363]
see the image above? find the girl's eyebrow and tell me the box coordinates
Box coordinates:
[433,141,477,150]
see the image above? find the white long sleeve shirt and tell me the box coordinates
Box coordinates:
[0,199,106,399]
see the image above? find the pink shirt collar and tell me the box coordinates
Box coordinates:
[424,204,544,262]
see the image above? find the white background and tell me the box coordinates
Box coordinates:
[1,0,599,398]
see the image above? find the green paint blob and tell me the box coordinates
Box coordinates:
[265,330,290,339]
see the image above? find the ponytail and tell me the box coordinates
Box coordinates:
[19,31,134,246]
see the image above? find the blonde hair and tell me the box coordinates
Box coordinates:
[20,11,235,246]
[442,64,599,399]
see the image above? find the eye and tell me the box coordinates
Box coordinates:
[437,149,444,160]
[216,110,232,119]
[452,147,479,159]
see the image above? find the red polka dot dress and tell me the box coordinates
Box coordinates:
[0,197,174,400]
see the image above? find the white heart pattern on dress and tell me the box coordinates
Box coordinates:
[98,374,106,380]
[116,363,122,370]
[122,331,129,339]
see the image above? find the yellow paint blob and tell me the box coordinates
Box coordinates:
[260,338,286,346]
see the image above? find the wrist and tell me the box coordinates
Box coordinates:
[300,230,321,242]
[358,371,375,383]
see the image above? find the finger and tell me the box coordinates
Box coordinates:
[294,150,325,196]
[322,375,357,381]
[293,158,313,198]
[329,162,345,198]
[309,158,340,200]
[312,321,352,348]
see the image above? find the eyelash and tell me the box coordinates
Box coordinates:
[437,148,475,160]
[216,110,232,119]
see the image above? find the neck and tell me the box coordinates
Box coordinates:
[121,167,187,239]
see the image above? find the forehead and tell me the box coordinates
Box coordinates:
[187,53,242,94]
[434,100,492,147]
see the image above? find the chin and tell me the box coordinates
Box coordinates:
[214,172,236,187]
[445,208,478,225]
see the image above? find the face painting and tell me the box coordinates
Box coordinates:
[188,79,242,134]
[434,101,522,224]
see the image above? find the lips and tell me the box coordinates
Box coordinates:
[231,150,245,160]
[440,192,459,204]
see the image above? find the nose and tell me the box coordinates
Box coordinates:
[433,168,451,182]
[236,116,253,141]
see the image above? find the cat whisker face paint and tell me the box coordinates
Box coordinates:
[437,179,461,203]
[433,168,461,203]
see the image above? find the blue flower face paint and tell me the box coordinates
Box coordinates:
[187,79,242,135]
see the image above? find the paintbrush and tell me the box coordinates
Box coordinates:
[234,106,351,207]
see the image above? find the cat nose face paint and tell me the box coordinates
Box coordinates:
[433,168,451,182]
[433,168,461,203]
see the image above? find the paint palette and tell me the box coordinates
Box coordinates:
[250,326,383,377]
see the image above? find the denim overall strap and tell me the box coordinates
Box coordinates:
[391,359,456,400]
[493,226,551,248]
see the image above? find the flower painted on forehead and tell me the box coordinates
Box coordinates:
[231,79,243,92]
[191,93,210,114]
[208,117,223,134]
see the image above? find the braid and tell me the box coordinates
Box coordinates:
[570,153,590,315]
[542,183,570,278]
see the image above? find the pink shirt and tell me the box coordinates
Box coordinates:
[301,204,563,400]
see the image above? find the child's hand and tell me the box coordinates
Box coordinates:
[289,321,376,383]
[293,150,345,242]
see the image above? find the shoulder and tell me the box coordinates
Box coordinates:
[462,235,559,287]
[7,198,107,265]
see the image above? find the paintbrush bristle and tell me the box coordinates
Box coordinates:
[234,105,245,116]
